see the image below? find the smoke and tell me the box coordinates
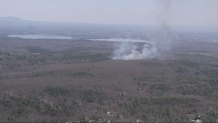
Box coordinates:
[112,42,157,60]
[112,0,173,60]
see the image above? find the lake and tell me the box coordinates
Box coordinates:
[7,35,150,43]
[7,35,73,39]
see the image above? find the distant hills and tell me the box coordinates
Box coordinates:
[0,16,61,27]
[0,16,152,39]
[0,16,32,27]
[0,16,22,21]
[0,16,144,30]
[0,16,217,33]
[0,16,150,28]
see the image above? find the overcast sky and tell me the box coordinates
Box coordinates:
[0,0,218,26]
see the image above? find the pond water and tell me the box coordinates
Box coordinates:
[90,38,150,43]
[7,35,73,39]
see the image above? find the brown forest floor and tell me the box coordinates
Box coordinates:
[0,38,218,122]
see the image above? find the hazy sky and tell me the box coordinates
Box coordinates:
[0,0,218,26]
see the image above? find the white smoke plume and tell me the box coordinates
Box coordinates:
[112,0,172,60]
[112,42,157,60]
